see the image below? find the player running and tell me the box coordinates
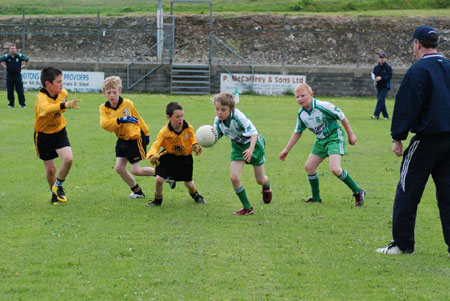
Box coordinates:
[99,76,154,199]
[34,67,81,204]
[279,83,365,206]
[213,92,272,216]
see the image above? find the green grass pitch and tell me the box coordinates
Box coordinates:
[0,91,448,299]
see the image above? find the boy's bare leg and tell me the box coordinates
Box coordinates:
[130,161,155,176]
[115,157,136,187]
[55,146,73,181]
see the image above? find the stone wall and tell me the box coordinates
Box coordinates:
[0,61,407,97]
[0,14,446,97]
[0,14,449,67]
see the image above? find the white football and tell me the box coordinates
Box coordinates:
[196,125,218,148]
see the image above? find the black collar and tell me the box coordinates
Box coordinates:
[168,120,189,135]
[105,96,123,111]
[40,88,58,100]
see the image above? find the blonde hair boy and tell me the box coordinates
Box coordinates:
[99,76,155,199]
[279,83,365,206]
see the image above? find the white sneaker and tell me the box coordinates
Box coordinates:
[165,177,176,189]
[129,192,145,199]
[376,242,413,255]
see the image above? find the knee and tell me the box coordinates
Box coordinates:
[155,176,165,185]
[46,166,57,177]
[129,165,138,175]
[114,165,125,174]
[255,177,265,186]
[330,166,342,177]
[230,174,240,185]
[62,156,73,167]
[304,164,314,175]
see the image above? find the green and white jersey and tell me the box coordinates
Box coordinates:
[214,108,258,144]
[295,98,345,140]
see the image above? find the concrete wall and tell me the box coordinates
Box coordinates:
[0,61,407,97]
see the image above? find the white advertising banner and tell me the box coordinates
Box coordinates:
[22,70,105,92]
[220,73,306,95]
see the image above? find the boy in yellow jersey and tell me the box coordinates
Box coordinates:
[34,67,81,204]
[99,76,155,199]
[146,102,205,207]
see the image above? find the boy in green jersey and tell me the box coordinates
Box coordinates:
[279,83,365,206]
[213,92,272,215]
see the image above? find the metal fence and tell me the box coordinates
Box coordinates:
[1,11,449,68]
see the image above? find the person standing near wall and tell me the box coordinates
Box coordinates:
[0,44,29,108]
[371,53,392,120]
[376,25,450,256]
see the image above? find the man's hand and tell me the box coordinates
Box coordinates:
[117,116,138,124]
[192,144,202,156]
[149,155,160,167]
[392,141,403,157]
[65,98,82,109]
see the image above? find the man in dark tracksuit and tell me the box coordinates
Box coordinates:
[371,53,392,120]
[376,25,450,256]
[0,44,29,108]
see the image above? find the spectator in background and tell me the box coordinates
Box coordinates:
[371,53,392,120]
[0,44,29,108]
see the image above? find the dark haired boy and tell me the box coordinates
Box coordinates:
[146,102,205,207]
[34,67,81,204]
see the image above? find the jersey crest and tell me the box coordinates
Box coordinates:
[122,108,131,116]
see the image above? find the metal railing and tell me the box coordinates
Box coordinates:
[212,35,255,91]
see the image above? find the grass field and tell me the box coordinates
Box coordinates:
[0,0,449,15]
[0,91,449,299]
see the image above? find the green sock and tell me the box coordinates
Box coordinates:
[262,180,270,190]
[235,186,251,209]
[338,170,361,193]
[308,173,321,201]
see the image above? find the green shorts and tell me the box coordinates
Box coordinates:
[231,135,266,166]
[311,128,346,158]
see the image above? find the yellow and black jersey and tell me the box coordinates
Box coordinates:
[99,97,149,140]
[34,88,68,134]
[148,120,197,158]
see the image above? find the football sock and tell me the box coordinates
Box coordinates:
[262,180,271,190]
[153,193,163,204]
[235,186,251,210]
[337,170,361,193]
[308,173,321,201]
[190,190,199,199]
[131,184,144,195]
[55,178,65,187]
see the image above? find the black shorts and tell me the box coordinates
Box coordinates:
[115,137,147,164]
[156,153,193,182]
[34,127,71,161]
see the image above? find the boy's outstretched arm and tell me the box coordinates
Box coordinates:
[341,117,357,145]
[278,132,302,160]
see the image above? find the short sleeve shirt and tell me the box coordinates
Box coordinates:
[214,108,258,144]
[295,98,345,140]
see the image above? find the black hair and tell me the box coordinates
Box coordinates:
[419,36,438,49]
[40,67,62,87]
[166,102,183,116]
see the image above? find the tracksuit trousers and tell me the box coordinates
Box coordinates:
[392,133,450,253]
[6,74,26,107]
